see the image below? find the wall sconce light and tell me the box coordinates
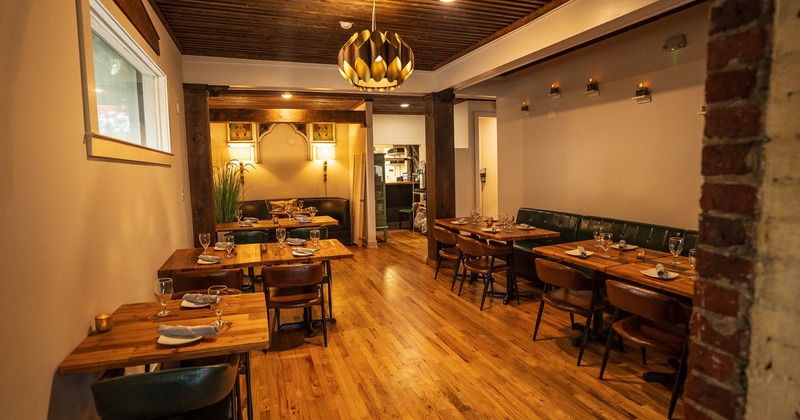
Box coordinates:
[520,102,530,116]
[585,78,600,97]
[549,83,561,98]
[314,145,336,183]
[632,82,652,104]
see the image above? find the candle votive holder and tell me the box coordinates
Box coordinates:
[95,313,113,333]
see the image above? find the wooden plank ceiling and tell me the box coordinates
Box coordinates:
[151,0,563,114]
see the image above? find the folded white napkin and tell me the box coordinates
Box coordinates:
[292,248,316,256]
[577,246,587,258]
[198,254,222,263]
[618,240,627,250]
[458,218,466,223]
[243,217,258,223]
[295,216,312,223]
[158,324,219,338]
[287,238,306,245]
[519,223,532,229]
[238,221,253,227]
[655,263,669,279]
[183,294,209,304]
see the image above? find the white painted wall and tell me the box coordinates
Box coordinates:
[0,0,190,418]
[492,3,708,229]
[373,114,426,163]
[454,101,497,217]
[478,117,499,217]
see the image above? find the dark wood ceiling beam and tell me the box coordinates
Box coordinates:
[209,109,367,125]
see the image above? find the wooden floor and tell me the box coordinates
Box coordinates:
[248,230,683,419]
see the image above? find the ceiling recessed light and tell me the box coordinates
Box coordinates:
[281,93,293,99]
[440,0,455,2]
[339,21,353,29]
[400,103,410,108]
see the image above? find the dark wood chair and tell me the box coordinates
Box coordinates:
[91,353,241,420]
[456,235,513,310]
[262,263,328,347]
[432,226,461,282]
[533,258,609,366]
[600,280,692,419]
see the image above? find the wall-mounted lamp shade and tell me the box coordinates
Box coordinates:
[314,145,336,161]
[228,144,255,162]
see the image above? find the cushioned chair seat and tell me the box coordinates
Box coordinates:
[542,289,596,313]
[613,317,687,352]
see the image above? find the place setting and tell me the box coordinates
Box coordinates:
[640,263,680,280]
[565,245,594,258]
[156,285,231,346]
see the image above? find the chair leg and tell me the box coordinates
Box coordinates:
[243,352,253,420]
[320,287,328,347]
[325,261,334,317]
[458,266,469,296]
[434,254,442,279]
[641,347,647,365]
[577,310,593,366]
[532,300,546,341]
[599,309,621,379]
[668,334,690,419]
[451,252,462,291]
[570,313,577,330]
[480,266,494,311]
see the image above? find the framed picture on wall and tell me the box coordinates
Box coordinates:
[309,123,336,143]
[227,122,257,142]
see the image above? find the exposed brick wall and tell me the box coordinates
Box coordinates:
[686,0,774,419]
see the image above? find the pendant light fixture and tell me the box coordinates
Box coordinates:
[337,0,414,92]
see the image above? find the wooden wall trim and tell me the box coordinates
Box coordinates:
[209,109,366,125]
[114,0,160,55]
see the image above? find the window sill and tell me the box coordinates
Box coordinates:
[86,133,173,166]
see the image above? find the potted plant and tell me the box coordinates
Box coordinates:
[213,160,252,223]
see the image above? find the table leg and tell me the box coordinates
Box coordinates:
[503,242,519,305]
[243,352,253,420]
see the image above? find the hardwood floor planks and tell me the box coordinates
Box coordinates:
[249,230,682,419]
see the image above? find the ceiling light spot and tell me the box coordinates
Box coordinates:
[339,21,353,29]
[400,103,410,108]
[281,93,293,99]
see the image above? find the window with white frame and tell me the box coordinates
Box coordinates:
[78,0,171,164]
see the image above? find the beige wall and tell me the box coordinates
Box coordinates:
[492,3,708,229]
[0,0,190,418]
[211,123,354,201]
[454,101,497,217]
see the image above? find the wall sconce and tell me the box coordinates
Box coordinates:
[228,144,256,184]
[632,82,652,104]
[314,145,336,183]
[549,83,561,98]
[520,102,530,116]
[585,78,600,97]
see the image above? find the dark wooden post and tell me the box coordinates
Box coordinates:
[183,84,216,246]
[424,89,456,262]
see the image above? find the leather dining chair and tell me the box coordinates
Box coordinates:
[533,258,609,366]
[171,269,244,297]
[456,235,513,310]
[599,280,692,419]
[262,263,328,347]
[91,353,241,420]
[432,226,461,282]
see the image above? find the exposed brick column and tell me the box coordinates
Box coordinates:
[685,1,773,419]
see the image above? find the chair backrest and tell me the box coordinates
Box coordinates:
[288,226,328,240]
[535,258,596,291]
[91,353,240,420]
[605,280,692,325]
[456,235,510,257]
[262,263,325,288]
[434,226,459,246]
[239,200,270,220]
[171,269,244,294]
[232,230,269,244]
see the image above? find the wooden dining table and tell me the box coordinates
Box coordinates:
[215,215,339,233]
[435,217,560,304]
[58,294,269,418]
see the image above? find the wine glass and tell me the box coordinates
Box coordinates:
[600,232,613,258]
[286,204,294,219]
[688,248,697,280]
[499,212,508,230]
[199,232,211,255]
[207,285,229,327]
[154,278,173,317]
[309,207,318,218]
[310,229,320,250]
[668,236,684,265]
[276,228,287,249]
[593,225,604,248]
[234,209,243,222]
[224,234,235,258]
[297,199,304,210]
[506,214,515,232]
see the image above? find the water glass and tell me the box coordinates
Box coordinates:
[310,229,320,250]
[668,236,684,264]
[297,199,304,210]
[224,234,235,258]
[199,232,211,255]
[688,248,697,279]
[276,228,287,249]
[593,225,604,248]
[234,209,243,222]
[207,285,229,327]
[600,232,613,258]
[309,207,318,218]
[506,215,515,232]
[154,278,173,317]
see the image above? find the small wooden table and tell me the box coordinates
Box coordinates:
[215,215,339,233]
[260,239,354,266]
[58,294,269,418]
[605,256,696,299]
[436,217,560,304]
[157,244,263,277]
[533,240,671,272]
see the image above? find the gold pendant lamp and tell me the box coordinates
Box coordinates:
[338,0,414,92]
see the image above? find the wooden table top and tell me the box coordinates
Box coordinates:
[158,244,264,276]
[58,294,269,374]
[215,215,339,232]
[533,240,671,272]
[262,239,354,265]
[435,218,560,242]
[605,257,696,299]
[157,240,353,276]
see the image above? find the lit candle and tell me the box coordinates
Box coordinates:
[95,313,113,333]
